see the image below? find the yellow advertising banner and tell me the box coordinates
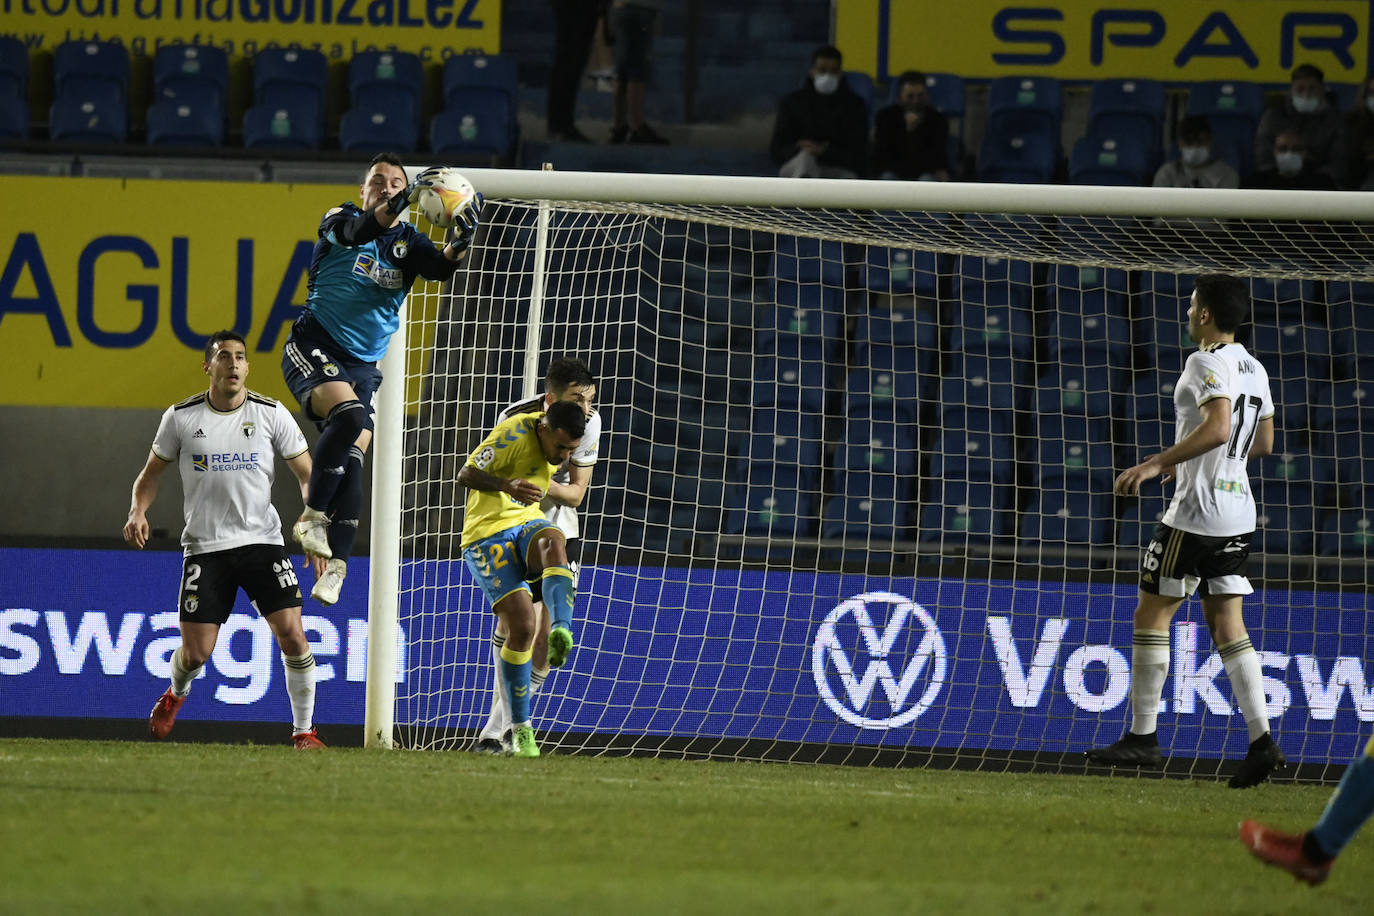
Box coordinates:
[837,0,1370,84]
[2,0,499,62]
[0,176,451,409]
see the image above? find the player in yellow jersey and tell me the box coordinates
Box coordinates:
[457,399,587,758]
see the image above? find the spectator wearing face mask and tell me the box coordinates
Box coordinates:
[871,70,951,181]
[1244,129,1337,189]
[1254,63,1345,183]
[1154,116,1239,189]
[1343,75,1374,190]
[770,45,869,179]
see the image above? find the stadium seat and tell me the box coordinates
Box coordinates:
[737,409,824,485]
[919,72,966,119]
[0,35,28,100]
[821,486,912,543]
[1087,78,1165,132]
[753,355,828,412]
[0,94,29,140]
[242,103,322,150]
[725,466,819,539]
[941,370,1018,418]
[1068,133,1154,186]
[853,300,936,349]
[1315,379,1374,434]
[757,294,844,362]
[844,364,923,420]
[929,423,1017,484]
[977,123,1057,183]
[1035,365,1116,432]
[49,86,126,143]
[1249,277,1315,324]
[772,236,846,285]
[153,44,229,107]
[987,75,1064,133]
[1046,264,1133,366]
[1032,436,1116,492]
[1252,500,1316,556]
[340,108,418,153]
[1185,81,1264,176]
[146,98,225,147]
[860,247,940,298]
[434,89,518,159]
[1117,492,1169,549]
[1019,491,1113,568]
[1124,373,1176,455]
[949,301,1036,362]
[54,40,129,101]
[1317,507,1374,561]
[845,71,876,119]
[442,53,518,106]
[349,50,423,123]
[838,414,920,477]
[253,48,328,128]
[918,480,1013,548]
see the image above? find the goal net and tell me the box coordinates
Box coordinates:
[383,172,1374,780]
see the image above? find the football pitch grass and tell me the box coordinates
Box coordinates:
[1,738,1366,914]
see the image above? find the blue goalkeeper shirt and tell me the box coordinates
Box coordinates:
[303,202,461,363]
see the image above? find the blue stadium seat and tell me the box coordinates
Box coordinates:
[853,301,937,350]
[1087,78,1165,133]
[929,423,1017,484]
[923,72,966,119]
[242,103,321,150]
[1185,82,1265,176]
[254,48,327,128]
[352,84,418,125]
[1117,492,1168,549]
[350,50,423,122]
[1124,373,1176,455]
[49,86,126,143]
[737,409,824,485]
[753,355,828,412]
[838,414,920,477]
[941,370,1018,418]
[1032,436,1116,491]
[757,295,843,362]
[949,300,1036,361]
[1249,277,1315,324]
[1046,264,1133,366]
[1019,491,1113,567]
[724,465,818,539]
[1318,507,1374,560]
[442,53,518,107]
[977,122,1057,183]
[54,40,128,101]
[435,89,518,157]
[844,364,923,420]
[955,254,1035,306]
[987,75,1064,132]
[1068,132,1154,186]
[0,35,28,100]
[821,486,912,543]
[1314,379,1374,434]
[1035,366,1116,429]
[845,71,876,120]
[918,480,1013,548]
[153,44,229,107]
[146,98,225,147]
[860,247,940,297]
[340,108,418,153]
[1252,500,1316,556]
[772,236,846,285]
[0,94,29,140]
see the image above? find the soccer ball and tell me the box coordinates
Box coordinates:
[414,169,478,229]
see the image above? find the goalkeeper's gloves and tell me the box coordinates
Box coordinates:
[384,167,446,217]
[446,192,486,255]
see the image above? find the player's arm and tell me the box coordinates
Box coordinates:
[123,450,171,549]
[457,464,544,506]
[545,462,593,508]
[1114,398,1231,496]
[1248,415,1275,460]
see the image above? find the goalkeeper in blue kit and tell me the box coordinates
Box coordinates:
[458,400,588,759]
[281,152,482,606]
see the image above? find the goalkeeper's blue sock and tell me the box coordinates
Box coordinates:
[307,400,366,512]
[540,566,576,632]
[326,446,365,560]
[1310,736,1374,859]
[499,645,533,725]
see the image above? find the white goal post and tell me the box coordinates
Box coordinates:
[366,169,1374,780]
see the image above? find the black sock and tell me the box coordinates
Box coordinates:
[1302,832,1335,865]
[326,446,365,560]
[308,401,366,511]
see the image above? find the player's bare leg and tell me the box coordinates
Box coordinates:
[150,622,218,740]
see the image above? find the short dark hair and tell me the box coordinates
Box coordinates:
[1193,275,1250,333]
[544,400,587,440]
[364,152,405,182]
[204,330,246,363]
[811,45,842,67]
[897,70,927,92]
[545,357,595,395]
[1292,63,1324,83]
[1178,115,1212,143]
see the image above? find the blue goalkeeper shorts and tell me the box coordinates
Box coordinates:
[463,519,559,610]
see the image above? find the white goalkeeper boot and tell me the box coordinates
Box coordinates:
[293,507,332,559]
[311,559,347,606]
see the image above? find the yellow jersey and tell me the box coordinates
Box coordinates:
[461,412,558,548]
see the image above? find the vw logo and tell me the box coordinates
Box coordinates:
[812,591,948,730]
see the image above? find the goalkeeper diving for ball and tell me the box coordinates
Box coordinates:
[458,400,588,759]
[281,152,482,607]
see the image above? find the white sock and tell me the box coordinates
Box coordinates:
[1130,629,1170,736]
[478,632,509,741]
[169,647,202,697]
[282,651,316,733]
[1220,636,1270,742]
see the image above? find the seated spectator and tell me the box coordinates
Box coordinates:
[1344,74,1374,190]
[1244,130,1337,189]
[1254,63,1345,183]
[770,45,868,179]
[1154,116,1239,189]
[871,70,950,180]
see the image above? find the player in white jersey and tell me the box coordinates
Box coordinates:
[1087,275,1281,787]
[473,357,601,754]
[124,331,328,750]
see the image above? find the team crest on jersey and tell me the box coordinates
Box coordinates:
[241,421,256,439]
[184,595,198,614]
[192,454,208,472]
[392,240,409,259]
[1203,370,1221,389]
[474,446,496,469]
